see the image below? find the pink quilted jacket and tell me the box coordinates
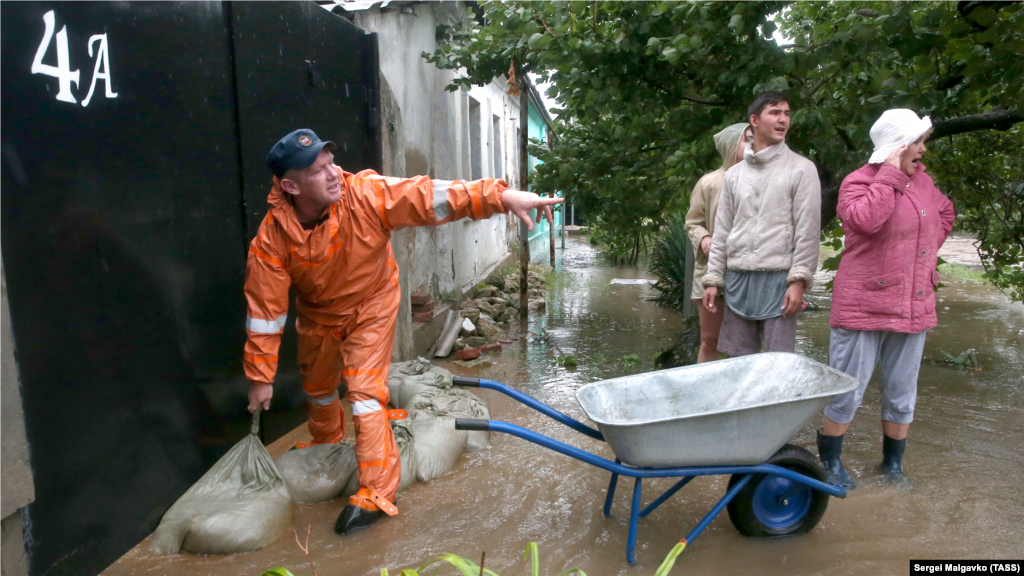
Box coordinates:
[830,163,955,333]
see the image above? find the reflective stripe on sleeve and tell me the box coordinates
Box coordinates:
[307,391,339,406]
[432,180,452,221]
[350,399,383,416]
[246,314,288,334]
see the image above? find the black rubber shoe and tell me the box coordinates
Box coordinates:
[880,435,909,485]
[334,504,383,535]
[816,430,856,489]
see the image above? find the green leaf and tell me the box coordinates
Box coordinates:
[654,542,688,576]
[528,33,545,48]
[729,14,743,29]
[524,542,541,576]
[417,554,500,576]
[260,570,296,576]
[968,7,998,27]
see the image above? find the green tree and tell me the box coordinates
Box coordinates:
[425,1,1024,293]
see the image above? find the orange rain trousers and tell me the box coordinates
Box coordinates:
[243,168,508,513]
[297,285,401,505]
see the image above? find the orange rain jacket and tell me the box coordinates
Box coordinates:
[242,167,507,508]
[243,168,508,382]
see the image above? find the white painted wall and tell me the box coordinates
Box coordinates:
[349,3,521,299]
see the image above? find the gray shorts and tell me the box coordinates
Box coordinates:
[824,327,927,425]
[717,306,797,356]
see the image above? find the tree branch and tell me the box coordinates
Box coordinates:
[932,109,1023,139]
[680,95,733,106]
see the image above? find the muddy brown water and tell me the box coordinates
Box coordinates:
[107,237,1024,576]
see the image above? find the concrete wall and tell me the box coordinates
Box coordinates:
[2,259,33,576]
[348,2,522,358]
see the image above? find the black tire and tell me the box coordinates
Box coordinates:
[726,444,830,538]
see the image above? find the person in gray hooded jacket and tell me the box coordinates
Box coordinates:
[701,92,821,355]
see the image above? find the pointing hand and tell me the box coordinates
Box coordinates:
[501,190,564,231]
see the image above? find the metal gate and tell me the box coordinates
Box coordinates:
[0,2,380,574]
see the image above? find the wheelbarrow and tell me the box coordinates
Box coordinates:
[451,352,860,565]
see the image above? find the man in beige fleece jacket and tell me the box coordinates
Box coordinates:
[701,92,821,355]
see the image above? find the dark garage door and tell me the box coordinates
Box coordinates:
[0,2,380,574]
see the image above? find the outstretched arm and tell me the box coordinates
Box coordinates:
[350,170,561,231]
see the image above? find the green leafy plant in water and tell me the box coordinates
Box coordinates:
[649,220,691,313]
[555,355,579,369]
[590,352,609,365]
[620,353,643,368]
[263,540,702,576]
[934,348,982,371]
[375,543,590,576]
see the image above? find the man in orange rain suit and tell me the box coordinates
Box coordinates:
[244,129,561,534]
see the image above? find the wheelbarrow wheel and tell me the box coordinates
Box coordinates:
[726,444,830,538]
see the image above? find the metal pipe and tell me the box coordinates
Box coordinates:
[473,420,847,498]
[519,85,529,314]
[640,476,695,518]
[627,477,643,564]
[684,474,753,545]
[603,459,621,516]
[475,379,604,440]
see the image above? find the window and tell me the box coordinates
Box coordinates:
[469,97,482,181]
[492,114,502,180]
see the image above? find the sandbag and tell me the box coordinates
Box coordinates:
[404,385,491,451]
[150,410,292,555]
[273,442,359,504]
[392,419,418,491]
[407,410,467,483]
[396,371,450,409]
[387,357,440,406]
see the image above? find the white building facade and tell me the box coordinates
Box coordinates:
[330,1,529,357]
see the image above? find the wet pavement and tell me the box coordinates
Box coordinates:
[107,237,1024,575]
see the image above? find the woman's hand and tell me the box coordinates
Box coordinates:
[700,235,713,255]
[781,281,805,318]
[702,286,718,312]
[884,144,907,169]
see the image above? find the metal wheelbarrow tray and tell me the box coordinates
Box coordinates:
[577,352,860,467]
[451,353,859,565]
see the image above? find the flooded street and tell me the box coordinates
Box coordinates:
[108,237,1024,576]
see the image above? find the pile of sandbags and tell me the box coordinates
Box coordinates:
[149,410,293,555]
[388,358,491,483]
[151,358,487,555]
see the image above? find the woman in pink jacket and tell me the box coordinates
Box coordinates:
[816,109,955,488]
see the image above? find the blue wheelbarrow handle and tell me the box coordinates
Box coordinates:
[455,418,847,498]
[452,377,604,441]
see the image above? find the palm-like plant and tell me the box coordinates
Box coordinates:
[649,220,691,313]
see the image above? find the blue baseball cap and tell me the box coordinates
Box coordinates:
[265,129,337,178]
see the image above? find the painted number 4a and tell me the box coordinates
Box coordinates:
[31,10,118,107]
